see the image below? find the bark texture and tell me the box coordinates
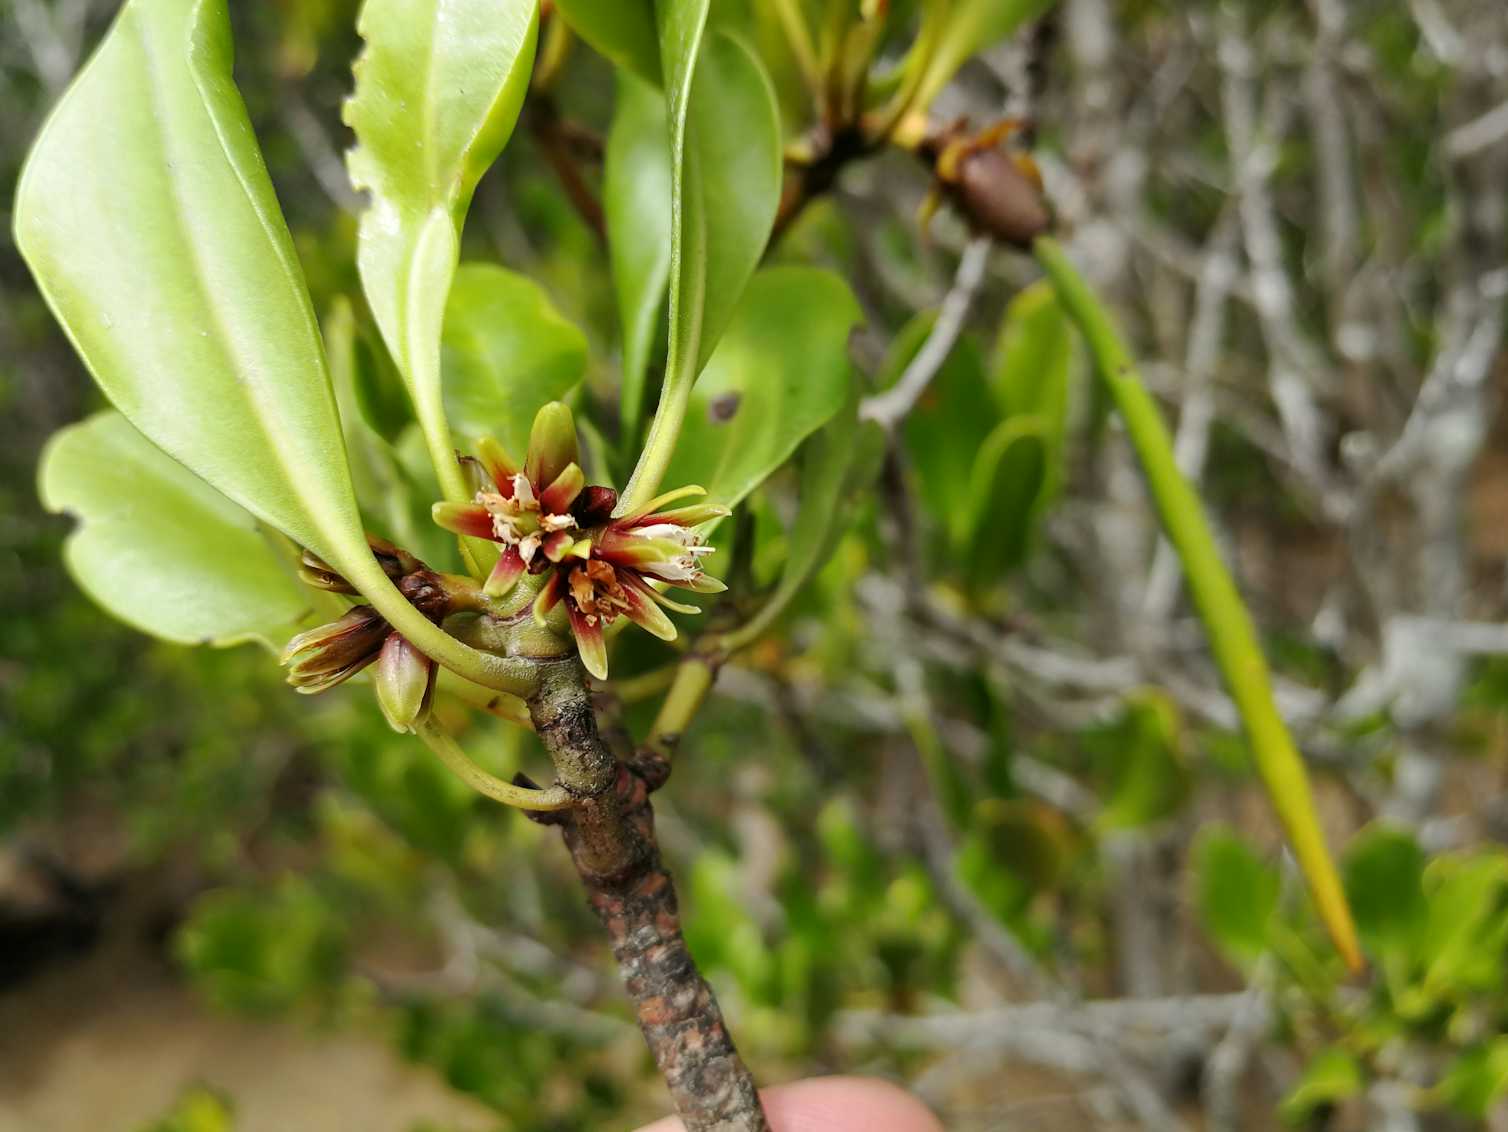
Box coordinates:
[528,662,768,1132]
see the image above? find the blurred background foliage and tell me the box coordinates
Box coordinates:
[3,0,1508,1129]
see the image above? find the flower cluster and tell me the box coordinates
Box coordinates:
[280,536,447,732]
[433,402,726,678]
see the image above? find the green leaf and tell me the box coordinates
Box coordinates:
[1036,234,1361,972]
[553,0,660,83]
[1280,1046,1363,1125]
[440,263,587,455]
[1441,1039,1508,1119]
[606,69,674,446]
[39,412,310,650]
[661,266,863,508]
[1195,825,1281,971]
[1090,692,1191,829]
[966,416,1048,585]
[891,314,996,548]
[1342,824,1427,960]
[345,0,538,511]
[16,0,357,569]
[348,311,413,446]
[620,16,784,510]
[992,279,1072,458]
[720,390,884,651]
[1419,851,1508,999]
[15,0,536,694]
[911,0,1056,112]
[964,282,1074,584]
[324,300,452,567]
[178,875,349,1014]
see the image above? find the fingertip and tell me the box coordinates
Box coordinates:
[634,1076,941,1132]
[762,1077,943,1132]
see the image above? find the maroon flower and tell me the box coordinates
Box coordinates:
[432,402,726,678]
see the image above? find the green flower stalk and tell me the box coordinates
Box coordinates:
[433,402,727,679]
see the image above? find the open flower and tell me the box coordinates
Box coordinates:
[432,402,727,679]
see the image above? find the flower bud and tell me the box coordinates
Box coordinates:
[374,632,436,732]
[953,146,1050,249]
[572,485,618,527]
[398,570,452,622]
[298,536,420,593]
[281,605,389,693]
[298,548,356,593]
[366,534,422,579]
[524,401,579,489]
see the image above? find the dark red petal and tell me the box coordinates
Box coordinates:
[572,485,618,527]
[483,546,527,597]
[618,575,678,641]
[541,530,575,563]
[539,462,586,516]
[531,570,565,624]
[476,436,518,493]
[567,603,608,679]
[432,502,497,541]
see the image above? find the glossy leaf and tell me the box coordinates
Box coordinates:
[620,18,784,510]
[553,0,659,83]
[16,0,358,567]
[993,281,1073,421]
[966,416,1048,585]
[15,0,536,694]
[963,282,1074,583]
[720,391,884,651]
[1195,826,1281,971]
[1090,692,1191,830]
[39,412,310,650]
[890,314,995,548]
[348,310,413,446]
[1342,825,1426,959]
[1418,851,1508,999]
[345,0,538,509]
[441,263,587,455]
[1279,1047,1363,1125]
[1441,1040,1508,1119]
[661,267,863,509]
[324,299,452,567]
[911,0,1056,112]
[606,70,674,446]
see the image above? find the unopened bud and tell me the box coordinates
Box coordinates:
[281,605,389,693]
[398,570,452,622]
[299,549,356,593]
[524,402,580,489]
[572,485,618,527]
[953,147,1050,249]
[368,534,421,579]
[374,632,436,732]
[298,536,421,593]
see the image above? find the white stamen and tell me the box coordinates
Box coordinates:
[511,474,536,508]
[632,523,699,545]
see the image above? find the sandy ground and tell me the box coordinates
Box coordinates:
[0,923,497,1132]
